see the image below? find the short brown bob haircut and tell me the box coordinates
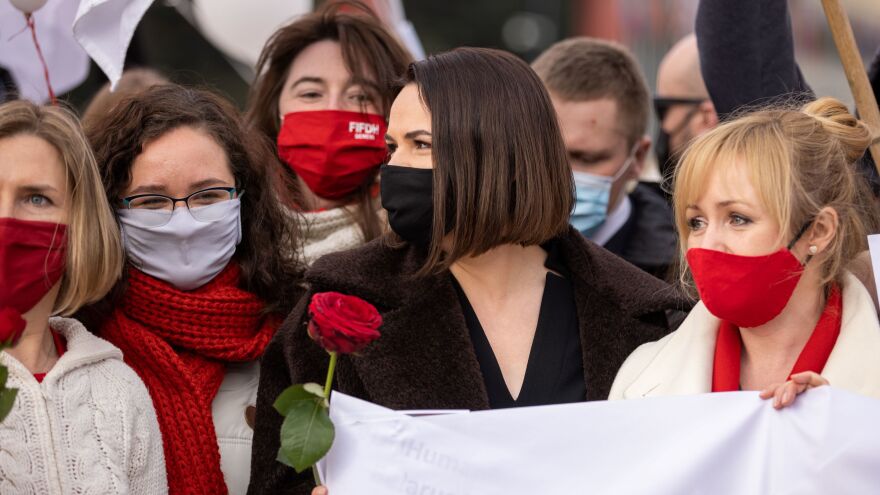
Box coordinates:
[86,84,303,315]
[0,100,123,315]
[403,47,574,274]
[532,37,650,147]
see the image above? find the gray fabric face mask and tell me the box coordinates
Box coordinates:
[118,199,242,291]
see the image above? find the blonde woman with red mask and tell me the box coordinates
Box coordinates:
[0,101,166,493]
[611,97,880,406]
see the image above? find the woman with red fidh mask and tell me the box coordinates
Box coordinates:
[611,98,880,405]
[0,101,166,492]
[247,1,411,266]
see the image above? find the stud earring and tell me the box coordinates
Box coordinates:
[808,245,819,255]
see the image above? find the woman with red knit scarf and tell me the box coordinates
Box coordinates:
[81,85,304,495]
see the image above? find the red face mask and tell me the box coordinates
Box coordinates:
[686,247,805,328]
[0,218,68,319]
[277,110,388,200]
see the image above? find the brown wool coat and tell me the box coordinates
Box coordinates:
[247,228,690,495]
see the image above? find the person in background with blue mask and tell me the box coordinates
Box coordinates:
[81,84,305,495]
[533,38,677,280]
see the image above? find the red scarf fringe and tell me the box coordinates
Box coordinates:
[101,263,280,494]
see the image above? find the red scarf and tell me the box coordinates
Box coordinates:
[101,263,280,494]
[712,285,842,392]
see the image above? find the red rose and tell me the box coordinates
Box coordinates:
[0,307,26,346]
[307,292,382,354]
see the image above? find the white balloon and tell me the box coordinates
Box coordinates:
[9,0,48,14]
[0,0,91,102]
[191,0,313,68]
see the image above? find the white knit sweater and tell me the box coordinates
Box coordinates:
[0,317,167,494]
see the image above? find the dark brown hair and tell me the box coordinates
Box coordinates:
[246,0,411,241]
[532,37,650,147]
[404,47,574,274]
[85,84,303,315]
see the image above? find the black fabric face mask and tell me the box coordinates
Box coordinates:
[380,164,435,246]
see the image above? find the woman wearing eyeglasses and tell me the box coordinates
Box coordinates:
[83,84,304,495]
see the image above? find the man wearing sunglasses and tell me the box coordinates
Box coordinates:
[533,37,676,280]
[654,34,718,185]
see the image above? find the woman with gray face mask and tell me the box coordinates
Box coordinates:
[80,84,305,495]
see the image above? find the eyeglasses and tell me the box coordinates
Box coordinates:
[120,186,243,227]
[653,97,706,122]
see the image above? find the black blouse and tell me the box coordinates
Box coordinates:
[452,243,586,409]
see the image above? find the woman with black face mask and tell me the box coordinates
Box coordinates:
[250,47,689,495]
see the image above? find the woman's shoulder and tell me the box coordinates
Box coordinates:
[609,302,718,399]
[608,333,675,399]
[306,234,428,298]
[553,228,691,315]
[49,317,154,406]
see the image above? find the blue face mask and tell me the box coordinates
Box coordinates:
[570,147,637,238]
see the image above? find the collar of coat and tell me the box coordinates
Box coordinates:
[291,227,691,409]
[612,272,880,400]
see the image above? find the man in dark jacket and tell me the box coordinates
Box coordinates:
[532,38,677,281]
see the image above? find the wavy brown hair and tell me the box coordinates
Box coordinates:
[246,0,411,242]
[84,84,304,315]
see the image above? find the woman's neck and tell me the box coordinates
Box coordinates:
[5,285,61,374]
[739,275,826,390]
[450,244,548,301]
[297,175,349,211]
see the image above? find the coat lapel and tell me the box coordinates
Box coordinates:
[822,273,880,399]
[330,247,491,411]
[621,303,717,399]
[557,230,688,400]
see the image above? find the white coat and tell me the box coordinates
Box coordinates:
[610,272,880,400]
[213,361,260,495]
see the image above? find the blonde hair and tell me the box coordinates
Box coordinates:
[0,100,123,315]
[673,97,878,293]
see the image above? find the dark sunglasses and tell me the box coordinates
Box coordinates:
[653,97,706,122]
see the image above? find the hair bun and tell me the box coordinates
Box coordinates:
[801,97,875,163]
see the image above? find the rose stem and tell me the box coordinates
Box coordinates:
[323,352,338,399]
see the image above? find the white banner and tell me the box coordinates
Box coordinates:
[317,387,880,494]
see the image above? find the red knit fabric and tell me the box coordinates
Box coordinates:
[712,285,842,392]
[100,263,280,495]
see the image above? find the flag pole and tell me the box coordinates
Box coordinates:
[820,0,880,171]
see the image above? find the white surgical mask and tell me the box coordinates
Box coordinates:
[118,199,242,291]
[570,146,637,238]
